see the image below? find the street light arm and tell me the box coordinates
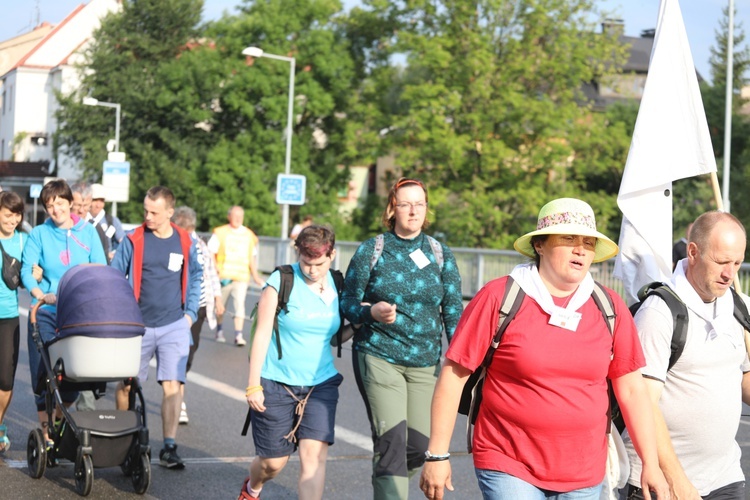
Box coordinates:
[241,45,296,241]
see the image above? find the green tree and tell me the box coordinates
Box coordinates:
[703,5,750,242]
[342,0,631,247]
[56,0,358,236]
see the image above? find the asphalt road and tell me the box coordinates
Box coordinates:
[2,288,750,499]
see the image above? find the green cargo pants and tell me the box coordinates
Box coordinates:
[353,351,439,500]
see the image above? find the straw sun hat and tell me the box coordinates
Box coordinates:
[513,198,619,263]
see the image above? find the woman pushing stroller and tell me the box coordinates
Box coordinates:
[21,180,106,446]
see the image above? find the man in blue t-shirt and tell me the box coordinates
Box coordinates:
[112,186,201,470]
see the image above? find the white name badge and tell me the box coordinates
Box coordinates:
[548,306,582,332]
[320,286,337,306]
[105,225,116,238]
[168,253,184,272]
[410,249,431,269]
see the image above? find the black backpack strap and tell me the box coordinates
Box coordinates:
[730,287,750,331]
[461,277,525,452]
[637,283,688,371]
[330,269,346,358]
[591,281,616,336]
[589,282,617,433]
[241,408,252,436]
[273,265,295,360]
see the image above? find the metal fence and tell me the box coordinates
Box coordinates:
[241,235,750,298]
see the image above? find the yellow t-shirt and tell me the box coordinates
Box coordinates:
[212,225,259,282]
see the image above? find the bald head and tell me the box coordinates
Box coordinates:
[228,206,245,228]
[685,211,746,301]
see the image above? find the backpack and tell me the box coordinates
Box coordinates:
[249,265,346,360]
[609,281,750,432]
[457,276,616,452]
[370,233,444,270]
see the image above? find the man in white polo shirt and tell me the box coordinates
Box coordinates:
[622,211,750,500]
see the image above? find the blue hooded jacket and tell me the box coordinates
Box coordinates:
[21,215,107,305]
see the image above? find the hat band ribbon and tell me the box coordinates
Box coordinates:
[537,211,596,231]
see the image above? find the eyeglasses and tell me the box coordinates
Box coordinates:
[395,202,428,211]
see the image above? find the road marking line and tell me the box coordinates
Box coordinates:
[1,452,383,469]
[151,362,373,452]
[19,306,371,452]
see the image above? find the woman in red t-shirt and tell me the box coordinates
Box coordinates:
[419,198,669,500]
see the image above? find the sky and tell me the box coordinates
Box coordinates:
[0,0,747,84]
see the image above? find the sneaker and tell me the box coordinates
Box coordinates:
[216,331,226,343]
[235,333,247,347]
[159,445,185,469]
[179,402,189,425]
[238,476,258,499]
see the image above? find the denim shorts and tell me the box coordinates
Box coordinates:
[475,469,603,500]
[251,373,343,458]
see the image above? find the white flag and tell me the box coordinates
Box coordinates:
[613,0,716,304]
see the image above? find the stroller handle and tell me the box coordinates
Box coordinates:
[30,295,55,325]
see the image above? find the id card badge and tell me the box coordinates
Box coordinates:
[548,306,582,331]
[410,249,431,269]
[105,225,116,238]
[320,286,337,306]
[168,253,184,272]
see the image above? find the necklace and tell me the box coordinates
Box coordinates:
[319,282,325,293]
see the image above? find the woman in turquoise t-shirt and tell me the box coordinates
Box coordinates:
[239,225,343,500]
[0,191,41,452]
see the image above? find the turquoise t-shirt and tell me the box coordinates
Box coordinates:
[0,231,23,319]
[262,263,340,386]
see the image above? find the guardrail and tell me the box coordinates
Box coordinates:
[201,234,750,299]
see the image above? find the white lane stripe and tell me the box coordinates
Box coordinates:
[19,305,371,452]
[152,363,373,452]
[2,453,381,469]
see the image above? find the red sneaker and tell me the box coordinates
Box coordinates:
[238,476,258,499]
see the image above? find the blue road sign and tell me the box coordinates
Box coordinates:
[276,174,307,205]
[29,184,43,199]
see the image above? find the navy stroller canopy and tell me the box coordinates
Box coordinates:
[54,265,145,340]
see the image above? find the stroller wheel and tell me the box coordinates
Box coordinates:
[74,453,94,496]
[131,452,151,495]
[26,429,47,479]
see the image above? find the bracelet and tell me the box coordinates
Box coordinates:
[424,451,450,462]
[245,385,263,396]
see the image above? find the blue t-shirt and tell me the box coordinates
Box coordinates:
[262,263,340,386]
[0,231,23,319]
[139,230,184,327]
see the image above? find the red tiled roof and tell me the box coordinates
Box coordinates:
[12,4,87,71]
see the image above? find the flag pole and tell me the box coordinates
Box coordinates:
[710,171,742,291]
[711,171,749,354]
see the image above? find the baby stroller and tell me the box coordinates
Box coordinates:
[27,265,151,496]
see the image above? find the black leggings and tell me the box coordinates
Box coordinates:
[0,317,20,391]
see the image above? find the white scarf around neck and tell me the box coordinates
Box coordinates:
[509,262,595,317]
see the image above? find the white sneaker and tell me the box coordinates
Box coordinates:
[179,402,189,425]
[235,334,247,347]
[216,331,226,343]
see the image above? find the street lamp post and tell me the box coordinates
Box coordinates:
[722,0,735,212]
[242,46,296,241]
[83,96,122,216]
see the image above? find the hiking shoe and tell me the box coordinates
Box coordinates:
[235,334,247,347]
[159,445,185,469]
[216,331,226,343]
[179,403,189,425]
